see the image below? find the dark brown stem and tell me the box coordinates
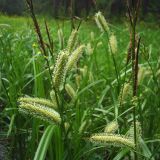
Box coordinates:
[26,0,53,85]
[126,0,141,159]
[133,37,141,96]
[26,0,60,110]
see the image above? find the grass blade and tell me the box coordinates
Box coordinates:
[34,125,55,160]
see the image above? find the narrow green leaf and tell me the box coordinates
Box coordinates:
[139,137,155,160]
[34,125,55,160]
[113,148,129,160]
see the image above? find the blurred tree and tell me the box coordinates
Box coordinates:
[0,0,159,19]
[0,0,25,15]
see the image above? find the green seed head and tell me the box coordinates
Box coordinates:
[109,34,117,54]
[67,29,78,53]
[95,11,110,33]
[18,100,61,124]
[53,51,68,90]
[90,133,135,149]
[66,45,85,73]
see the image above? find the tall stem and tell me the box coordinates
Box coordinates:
[127,0,141,159]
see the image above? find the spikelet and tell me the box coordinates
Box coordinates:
[65,83,76,99]
[66,45,85,72]
[52,51,68,89]
[104,121,118,133]
[19,97,57,109]
[89,133,135,149]
[95,11,109,33]
[18,101,61,124]
[58,28,64,49]
[119,83,132,105]
[109,34,117,54]
[67,29,78,53]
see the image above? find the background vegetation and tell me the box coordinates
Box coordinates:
[0,0,160,19]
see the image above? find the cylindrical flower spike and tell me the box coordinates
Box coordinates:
[95,11,110,33]
[66,45,85,72]
[19,97,57,109]
[65,83,76,99]
[67,29,78,53]
[18,102,61,124]
[53,51,68,90]
[90,133,135,149]
[109,34,117,54]
[58,28,64,49]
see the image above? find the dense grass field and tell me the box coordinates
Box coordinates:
[0,14,160,160]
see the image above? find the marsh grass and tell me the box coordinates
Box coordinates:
[0,10,160,160]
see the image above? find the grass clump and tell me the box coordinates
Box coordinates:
[0,3,160,160]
